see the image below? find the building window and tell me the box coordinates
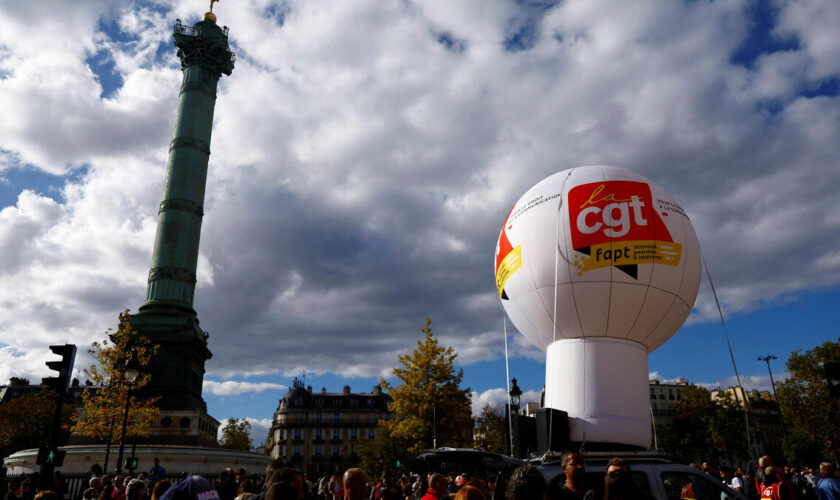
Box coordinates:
[314,429,323,440]
[669,389,675,400]
[351,414,358,424]
[349,398,358,406]
[316,413,323,423]
[333,445,341,456]
[280,445,286,456]
[314,445,323,455]
[333,429,341,440]
[293,445,301,456]
[367,398,374,406]
[350,428,358,440]
[367,428,376,439]
[315,398,324,408]
[333,413,340,424]
[294,428,302,439]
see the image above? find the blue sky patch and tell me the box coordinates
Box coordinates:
[436,32,467,53]
[85,49,123,99]
[731,0,800,69]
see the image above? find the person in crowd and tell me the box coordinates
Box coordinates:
[702,464,718,479]
[160,476,219,500]
[721,467,744,494]
[816,463,840,500]
[52,472,67,500]
[113,476,127,500]
[98,484,116,500]
[411,475,428,500]
[757,456,793,500]
[235,470,256,496]
[506,464,546,500]
[341,468,367,500]
[267,469,305,500]
[549,452,592,500]
[125,480,147,500]
[217,470,239,500]
[761,467,783,500]
[789,468,816,500]
[86,477,103,500]
[454,485,485,500]
[265,481,297,500]
[149,459,167,486]
[318,473,330,500]
[466,478,490,500]
[607,458,631,475]
[33,492,58,500]
[603,470,641,500]
[420,474,448,500]
[323,474,337,500]
[152,481,172,500]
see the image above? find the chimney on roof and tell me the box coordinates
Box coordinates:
[343,385,351,395]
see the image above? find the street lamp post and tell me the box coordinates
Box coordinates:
[509,378,522,415]
[115,352,140,475]
[508,378,522,457]
[758,354,786,440]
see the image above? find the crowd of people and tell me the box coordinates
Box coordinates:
[1,453,839,500]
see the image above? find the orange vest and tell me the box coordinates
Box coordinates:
[761,483,781,500]
[681,482,696,500]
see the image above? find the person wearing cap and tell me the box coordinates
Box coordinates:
[161,476,220,500]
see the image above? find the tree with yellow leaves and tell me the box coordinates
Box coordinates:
[70,310,160,445]
[380,318,472,455]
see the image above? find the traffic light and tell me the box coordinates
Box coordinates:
[36,446,66,467]
[125,456,139,471]
[43,344,76,394]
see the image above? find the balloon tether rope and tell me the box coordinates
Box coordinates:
[705,260,755,466]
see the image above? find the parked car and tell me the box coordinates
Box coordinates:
[536,451,748,500]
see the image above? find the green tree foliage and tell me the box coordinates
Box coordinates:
[777,337,840,465]
[220,418,252,450]
[0,390,65,459]
[70,310,160,443]
[474,404,506,453]
[657,385,749,464]
[358,423,400,475]
[380,318,473,454]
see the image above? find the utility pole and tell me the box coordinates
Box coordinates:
[758,354,786,441]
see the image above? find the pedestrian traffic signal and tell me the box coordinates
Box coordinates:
[36,446,66,467]
[43,344,76,394]
[125,456,139,470]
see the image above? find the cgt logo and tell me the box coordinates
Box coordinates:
[569,181,666,247]
[568,181,676,278]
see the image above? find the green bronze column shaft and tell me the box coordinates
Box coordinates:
[142,17,234,315]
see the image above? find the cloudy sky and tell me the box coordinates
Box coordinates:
[1,0,838,446]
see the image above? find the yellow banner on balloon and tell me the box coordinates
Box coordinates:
[574,240,682,276]
[496,245,522,297]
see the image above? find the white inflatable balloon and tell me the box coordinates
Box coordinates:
[495,165,701,447]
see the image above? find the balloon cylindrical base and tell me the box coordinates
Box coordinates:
[545,337,651,449]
